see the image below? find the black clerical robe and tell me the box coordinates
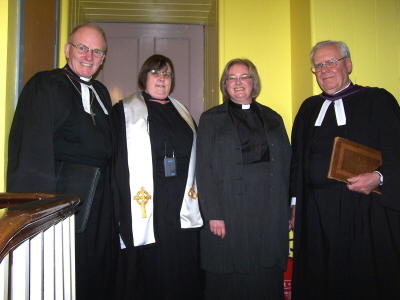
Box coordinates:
[197,100,291,299]
[7,68,117,300]
[112,92,202,300]
[291,86,400,300]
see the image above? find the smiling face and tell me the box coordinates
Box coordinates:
[64,26,106,78]
[145,64,172,99]
[313,44,352,95]
[226,63,253,104]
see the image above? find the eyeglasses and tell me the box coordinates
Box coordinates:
[311,57,347,73]
[227,74,252,83]
[149,69,173,78]
[70,43,105,58]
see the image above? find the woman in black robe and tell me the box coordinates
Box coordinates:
[197,58,291,300]
[113,54,203,300]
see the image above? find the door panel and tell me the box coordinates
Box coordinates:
[102,37,140,102]
[23,0,58,86]
[96,23,204,123]
[156,38,191,106]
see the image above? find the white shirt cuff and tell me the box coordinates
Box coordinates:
[373,170,384,186]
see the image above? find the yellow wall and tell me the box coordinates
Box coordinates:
[290,0,313,119]
[0,0,18,192]
[0,0,6,191]
[219,0,400,134]
[58,0,69,67]
[0,0,7,192]
[219,0,294,133]
[310,0,400,100]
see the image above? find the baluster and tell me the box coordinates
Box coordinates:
[30,232,44,300]
[70,216,76,300]
[11,239,30,299]
[62,218,71,300]
[0,254,9,300]
[43,225,55,300]
[54,222,64,300]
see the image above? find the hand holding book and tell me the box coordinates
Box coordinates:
[328,137,382,194]
[346,172,382,195]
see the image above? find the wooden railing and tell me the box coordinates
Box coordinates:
[0,193,80,300]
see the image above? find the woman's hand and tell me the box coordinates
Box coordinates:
[209,220,226,238]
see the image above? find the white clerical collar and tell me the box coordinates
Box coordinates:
[242,104,251,110]
[80,76,91,82]
[314,84,350,127]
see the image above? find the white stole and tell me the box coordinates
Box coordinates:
[123,92,203,247]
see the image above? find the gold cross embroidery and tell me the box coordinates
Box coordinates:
[134,187,151,218]
[188,186,198,200]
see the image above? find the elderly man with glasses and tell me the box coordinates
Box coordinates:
[7,23,117,300]
[290,40,400,300]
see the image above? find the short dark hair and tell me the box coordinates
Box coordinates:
[68,23,107,51]
[137,54,175,93]
[220,58,261,101]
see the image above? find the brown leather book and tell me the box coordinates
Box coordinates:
[328,137,382,193]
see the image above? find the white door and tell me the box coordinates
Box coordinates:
[96,22,204,123]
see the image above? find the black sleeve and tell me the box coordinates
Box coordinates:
[372,89,400,211]
[196,111,224,221]
[7,72,59,192]
[110,102,134,246]
[289,101,308,200]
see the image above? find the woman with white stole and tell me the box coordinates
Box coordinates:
[112,54,203,300]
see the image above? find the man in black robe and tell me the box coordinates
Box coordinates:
[291,40,400,300]
[7,24,117,299]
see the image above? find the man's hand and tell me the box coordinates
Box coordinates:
[209,220,226,238]
[347,172,380,195]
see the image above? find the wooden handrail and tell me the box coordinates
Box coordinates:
[0,193,57,209]
[0,193,80,263]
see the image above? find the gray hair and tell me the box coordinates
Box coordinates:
[310,40,351,63]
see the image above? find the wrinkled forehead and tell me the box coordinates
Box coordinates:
[313,44,341,63]
[71,26,106,49]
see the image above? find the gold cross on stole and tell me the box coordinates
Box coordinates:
[134,187,151,218]
[188,186,198,200]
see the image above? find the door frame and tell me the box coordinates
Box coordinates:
[68,0,219,110]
